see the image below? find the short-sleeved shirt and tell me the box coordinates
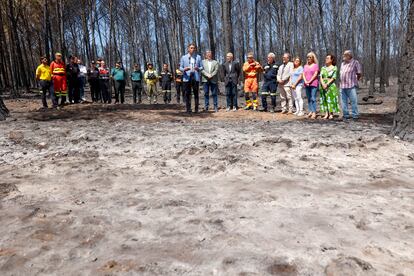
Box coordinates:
[303,63,319,87]
[290,66,304,86]
[36,64,52,81]
[131,70,143,81]
[340,59,362,89]
[111,68,126,81]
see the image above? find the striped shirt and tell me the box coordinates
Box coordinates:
[340,59,362,89]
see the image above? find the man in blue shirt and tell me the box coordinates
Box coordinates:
[179,43,203,114]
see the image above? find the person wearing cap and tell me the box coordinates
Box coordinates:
[131,64,143,104]
[87,61,100,102]
[111,61,127,104]
[175,66,184,104]
[159,63,173,104]
[144,62,159,104]
[242,52,262,111]
[50,52,68,106]
[179,42,203,114]
[98,60,111,104]
[36,56,57,109]
[66,55,81,104]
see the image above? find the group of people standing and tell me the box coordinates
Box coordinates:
[177,43,362,119]
[36,43,362,120]
[235,49,361,120]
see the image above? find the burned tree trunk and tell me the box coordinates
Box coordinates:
[0,95,10,120]
[368,0,377,97]
[206,0,216,58]
[222,0,234,54]
[391,1,414,141]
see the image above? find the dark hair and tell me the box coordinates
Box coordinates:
[188,42,197,49]
[327,54,337,66]
[40,56,47,61]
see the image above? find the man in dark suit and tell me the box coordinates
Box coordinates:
[221,52,241,111]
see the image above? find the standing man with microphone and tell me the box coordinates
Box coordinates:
[179,43,203,114]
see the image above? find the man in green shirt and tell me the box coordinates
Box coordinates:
[131,63,143,104]
[111,61,126,104]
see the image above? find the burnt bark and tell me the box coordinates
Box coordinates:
[391,1,414,141]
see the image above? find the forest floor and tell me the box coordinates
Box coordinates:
[0,83,413,275]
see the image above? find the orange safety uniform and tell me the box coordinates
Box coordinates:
[242,60,262,108]
[50,61,67,97]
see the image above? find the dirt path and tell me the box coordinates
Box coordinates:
[0,95,413,275]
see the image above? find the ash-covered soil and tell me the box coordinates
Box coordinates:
[0,88,413,275]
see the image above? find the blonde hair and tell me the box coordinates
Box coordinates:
[307,52,318,65]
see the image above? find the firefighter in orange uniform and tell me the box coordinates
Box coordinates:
[50,52,68,106]
[242,52,262,110]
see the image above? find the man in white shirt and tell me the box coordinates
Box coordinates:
[277,53,294,114]
[77,59,88,101]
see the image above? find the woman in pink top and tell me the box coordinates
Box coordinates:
[303,52,319,119]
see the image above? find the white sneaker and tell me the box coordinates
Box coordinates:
[226,107,230,112]
[233,107,237,112]
[297,111,304,116]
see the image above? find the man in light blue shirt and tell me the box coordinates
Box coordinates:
[179,43,203,114]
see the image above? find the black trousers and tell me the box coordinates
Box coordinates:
[114,80,125,103]
[184,77,199,113]
[176,82,184,104]
[99,79,111,103]
[68,79,80,103]
[132,81,142,103]
[89,80,101,102]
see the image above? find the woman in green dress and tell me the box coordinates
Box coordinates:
[320,54,340,120]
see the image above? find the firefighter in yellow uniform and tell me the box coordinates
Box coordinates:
[144,62,159,104]
[242,52,262,110]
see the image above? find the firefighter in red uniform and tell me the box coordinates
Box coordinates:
[50,52,67,106]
